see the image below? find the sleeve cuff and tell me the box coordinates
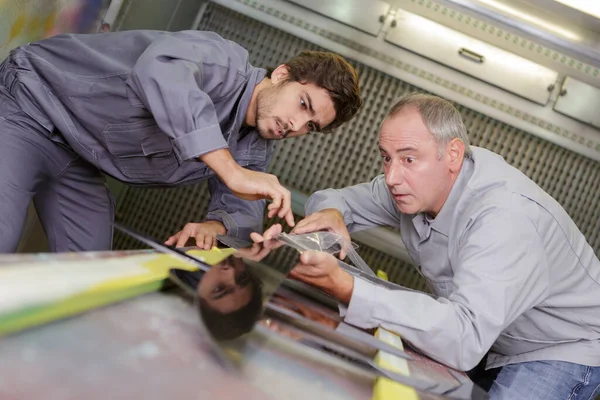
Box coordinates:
[343,277,379,329]
[206,210,238,237]
[205,209,262,241]
[172,124,228,161]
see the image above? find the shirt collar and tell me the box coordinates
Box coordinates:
[412,213,432,243]
[229,67,267,143]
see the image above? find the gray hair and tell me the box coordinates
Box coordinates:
[384,92,472,158]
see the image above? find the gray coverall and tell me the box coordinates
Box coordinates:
[0,30,273,252]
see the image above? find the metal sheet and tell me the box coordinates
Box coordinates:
[0,292,372,400]
[114,222,211,271]
[167,265,466,395]
[284,0,389,36]
[169,239,417,360]
[554,77,600,129]
[385,9,559,105]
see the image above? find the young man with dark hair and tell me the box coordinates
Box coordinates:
[166,47,364,249]
[0,30,362,252]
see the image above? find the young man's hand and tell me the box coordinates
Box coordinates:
[249,223,283,243]
[291,208,351,259]
[200,149,295,227]
[236,239,284,262]
[289,251,354,304]
[165,221,226,249]
[226,167,295,227]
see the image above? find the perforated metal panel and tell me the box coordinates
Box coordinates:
[113,2,600,289]
[114,184,213,250]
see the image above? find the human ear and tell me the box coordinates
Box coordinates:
[271,64,290,84]
[447,138,465,173]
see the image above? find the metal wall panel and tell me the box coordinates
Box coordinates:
[385,9,559,105]
[285,0,389,36]
[113,2,600,289]
[554,77,600,129]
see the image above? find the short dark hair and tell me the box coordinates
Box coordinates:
[198,276,264,341]
[268,51,362,131]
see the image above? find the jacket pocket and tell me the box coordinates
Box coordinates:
[102,119,179,180]
[231,132,270,168]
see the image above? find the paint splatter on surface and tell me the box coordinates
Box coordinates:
[0,0,109,60]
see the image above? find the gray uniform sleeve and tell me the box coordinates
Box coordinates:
[127,32,247,161]
[342,205,550,371]
[204,160,267,240]
[305,175,401,233]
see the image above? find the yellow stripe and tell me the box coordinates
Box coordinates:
[0,248,235,336]
[371,327,419,400]
[0,280,162,336]
[376,270,389,281]
[140,248,236,274]
[372,378,420,400]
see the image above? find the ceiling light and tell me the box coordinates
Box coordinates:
[478,0,582,41]
[552,0,600,19]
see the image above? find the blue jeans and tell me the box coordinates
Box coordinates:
[488,361,600,400]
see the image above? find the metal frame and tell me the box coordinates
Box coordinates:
[207,0,600,162]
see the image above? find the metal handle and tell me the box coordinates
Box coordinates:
[458,47,485,64]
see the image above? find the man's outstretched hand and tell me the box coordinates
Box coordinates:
[165,221,226,249]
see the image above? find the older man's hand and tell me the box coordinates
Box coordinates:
[289,251,354,304]
[291,209,351,259]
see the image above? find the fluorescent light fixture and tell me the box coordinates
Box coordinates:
[478,0,582,41]
[552,0,600,19]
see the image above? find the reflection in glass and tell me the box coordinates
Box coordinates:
[269,292,339,330]
[168,252,485,398]
[196,257,264,341]
[180,242,293,343]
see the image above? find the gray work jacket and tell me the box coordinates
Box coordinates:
[306,146,600,371]
[1,30,273,239]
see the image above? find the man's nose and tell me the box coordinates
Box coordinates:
[385,163,404,186]
[289,115,309,132]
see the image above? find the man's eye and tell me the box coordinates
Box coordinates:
[300,99,306,109]
[213,285,225,293]
[382,155,391,163]
[307,121,315,131]
[405,157,415,164]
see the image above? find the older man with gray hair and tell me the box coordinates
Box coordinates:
[257,92,600,399]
